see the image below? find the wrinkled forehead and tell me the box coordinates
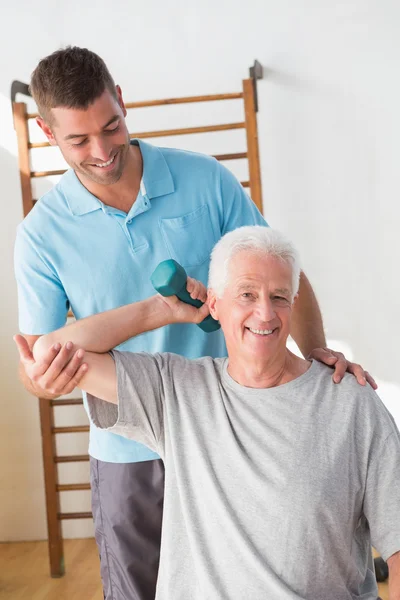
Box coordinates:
[226,250,293,290]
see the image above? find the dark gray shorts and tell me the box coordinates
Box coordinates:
[90,457,165,600]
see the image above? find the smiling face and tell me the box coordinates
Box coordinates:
[36,87,131,186]
[208,250,296,366]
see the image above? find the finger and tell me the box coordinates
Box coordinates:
[40,342,77,386]
[187,277,200,300]
[189,284,200,300]
[13,334,35,364]
[345,362,368,386]
[186,276,196,295]
[53,359,88,395]
[198,286,207,303]
[187,277,207,303]
[308,347,337,364]
[331,354,347,384]
[365,371,378,390]
[196,302,210,322]
[31,343,65,380]
[62,363,89,394]
[64,349,85,377]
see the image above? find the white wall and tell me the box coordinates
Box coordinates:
[1,0,399,541]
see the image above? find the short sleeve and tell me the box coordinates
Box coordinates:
[218,162,268,234]
[14,224,69,334]
[363,430,400,561]
[87,351,164,455]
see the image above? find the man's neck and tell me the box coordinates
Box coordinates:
[227,350,310,389]
[76,145,143,213]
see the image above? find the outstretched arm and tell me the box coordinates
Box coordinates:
[16,288,209,404]
[32,295,176,358]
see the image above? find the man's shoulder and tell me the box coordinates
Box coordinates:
[158,146,240,188]
[311,360,392,424]
[18,171,72,234]
[158,145,219,176]
[311,360,375,397]
[115,351,222,388]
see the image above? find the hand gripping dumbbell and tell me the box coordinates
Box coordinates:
[151,259,220,333]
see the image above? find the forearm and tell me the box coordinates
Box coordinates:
[388,551,400,600]
[290,271,326,357]
[33,295,170,362]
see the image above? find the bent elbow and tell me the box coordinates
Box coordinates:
[32,334,57,362]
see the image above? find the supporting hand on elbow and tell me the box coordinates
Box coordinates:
[14,334,87,398]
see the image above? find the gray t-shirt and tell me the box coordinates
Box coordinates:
[88,352,400,600]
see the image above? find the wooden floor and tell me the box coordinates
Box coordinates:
[0,539,389,600]
[0,539,102,600]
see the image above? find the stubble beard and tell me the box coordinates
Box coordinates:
[74,142,130,186]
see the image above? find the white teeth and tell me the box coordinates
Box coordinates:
[248,327,274,336]
[94,154,115,168]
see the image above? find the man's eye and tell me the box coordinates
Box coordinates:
[72,139,87,147]
[273,296,289,303]
[105,125,120,134]
[242,293,253,299]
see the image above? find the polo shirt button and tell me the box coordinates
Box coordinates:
[127,219,132,224]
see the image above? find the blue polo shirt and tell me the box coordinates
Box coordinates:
[15,140,268,463]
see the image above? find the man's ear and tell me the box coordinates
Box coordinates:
[36,117,57,146]
[207,289,219,320]
[292,293,299,307]
[116,85,127,118]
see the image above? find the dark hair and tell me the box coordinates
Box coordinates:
[30,46,117,123]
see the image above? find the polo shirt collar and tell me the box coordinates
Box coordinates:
[133,139,175,200]
[61,139,175,217]
[60,169,101,216]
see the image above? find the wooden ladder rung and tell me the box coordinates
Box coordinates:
[29,153,248,179]
[125,92,244,109]
[58,512,92,520]
[213,152,247,161]
[50,398,83,407]
[26,92,244,119]
[29,122,246,149]
[57,483,91,492]
[55,454,89,463]
[134,123,246,140]
[241,181,250,188]
[52,425,89,434]
[31,169,66,178]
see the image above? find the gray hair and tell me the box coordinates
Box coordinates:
[208,226,301,300]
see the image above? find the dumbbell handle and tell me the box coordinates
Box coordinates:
[150,259,220,333]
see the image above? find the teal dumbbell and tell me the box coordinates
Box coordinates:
[151,259,220,333]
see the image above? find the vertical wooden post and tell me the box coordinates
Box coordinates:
[242,78,263,214]
[13,100,65,577]
[12,102,34,217]
[39,398,65,577]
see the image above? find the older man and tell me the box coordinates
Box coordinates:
[21,227,400,600]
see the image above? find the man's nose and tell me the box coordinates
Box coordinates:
[90,138,112,162]
[255,298,276,323]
